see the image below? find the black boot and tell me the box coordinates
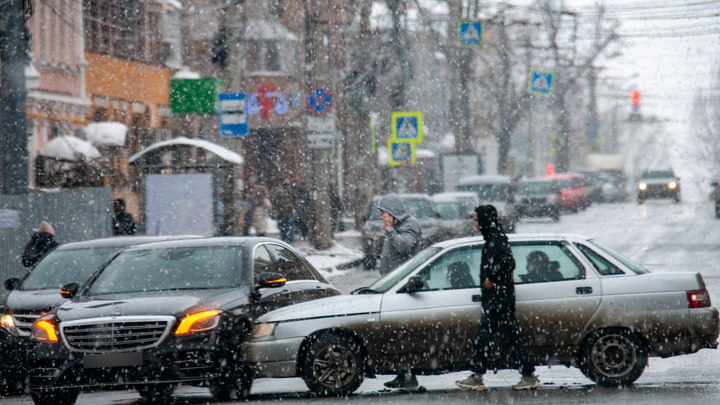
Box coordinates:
[384,372,418,388]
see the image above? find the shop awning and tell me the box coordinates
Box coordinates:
[128,137,243,165]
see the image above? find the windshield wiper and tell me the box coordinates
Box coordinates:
[351,286,379,295]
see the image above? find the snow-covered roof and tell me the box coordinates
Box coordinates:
[245,19,299,41]
[128,137,243,165]
[158,0,182,10]
[84,122,127,147]
[172,68,201,79]
[40,135,101,162]
[457,174,512,185]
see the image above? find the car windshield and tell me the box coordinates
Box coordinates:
[641,171,674,179]
[456,197,476,212]
[553,180,571,189]
[435,203,461,219]
[87,246,243,295]
[20,248,119,290]
[517,181,554,195]
[368,198,434,220]
[366,248,440,293]
[588,240,649,275]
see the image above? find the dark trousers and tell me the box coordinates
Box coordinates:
[472,303,535,377]
[278,217,295,245]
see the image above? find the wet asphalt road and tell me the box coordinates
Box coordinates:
[3,201,720,404]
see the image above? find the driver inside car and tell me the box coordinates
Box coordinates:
[519,251,563,284]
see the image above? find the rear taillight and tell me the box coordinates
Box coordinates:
[687,290,712,309]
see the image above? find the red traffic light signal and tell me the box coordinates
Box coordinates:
[631,90,641,106]
[546,164,555,177]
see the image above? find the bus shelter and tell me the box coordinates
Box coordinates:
[128,137,242,236]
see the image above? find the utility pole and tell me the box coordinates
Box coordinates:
[387,0,406,110]
[306,0,333,249]
[0,0,29,195]
[351,0,375,231]
[447,1,473,154]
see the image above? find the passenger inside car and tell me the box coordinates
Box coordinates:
[519,251,563,283]
[512,242,584,283]
[447,261,475,289]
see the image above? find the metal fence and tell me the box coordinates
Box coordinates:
[0,188,112,295]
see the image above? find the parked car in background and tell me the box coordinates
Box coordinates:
[711,182,720,219]
[431,194,476,239]
[25,237,340,405]
[245,234,718,396]
[455,175,518,233]
[515,178,561,222]
[577,169,603,205]
[637,169,681,203]
[362,194,442,269]
[0,235,198,395]
[549,173,587,212]
[432,191,479,215]
[597,170,628,203]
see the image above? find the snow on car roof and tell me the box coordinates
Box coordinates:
[431,233,591,249]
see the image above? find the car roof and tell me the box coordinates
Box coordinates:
[431,233,591,249]
[433,191,478,199]
[549,173,581,180]
[457,174,511,185]
[431,195,465,203]
[55,235,203,251]
[519,177,554,183]
[119,236,283,252]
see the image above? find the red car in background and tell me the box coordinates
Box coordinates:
[549,173,587,212]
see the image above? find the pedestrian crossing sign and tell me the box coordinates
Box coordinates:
[528,69,556,96]
[388,140,416,166]
[391,112,423,143]
[457,21,484,47]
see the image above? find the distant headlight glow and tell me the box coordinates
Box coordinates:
[668,181,677,189]
[1,314,15,329]
[638,183,647,191]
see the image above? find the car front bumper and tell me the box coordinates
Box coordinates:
[28,332,226,390]
[243,337,304,378]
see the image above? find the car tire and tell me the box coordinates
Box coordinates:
[136,384,175,404]
[210,366,253,401]
[30,389,80,405]
[637,195,645,204]
[673,193,681,204]
[302,333,364,396]
[551,211,560,222]
[578,329,647,388]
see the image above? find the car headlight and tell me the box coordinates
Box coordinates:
[175,310,220,335]
[638,183,647,191]
[31,318,58,342]
[668,181,677,189]
[1,314,18,336]
[547,194,557,204]
[252,323,277,338]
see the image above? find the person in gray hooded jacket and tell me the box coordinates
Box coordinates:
[377,194,422,276]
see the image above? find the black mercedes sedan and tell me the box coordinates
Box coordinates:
[26,237,340,405]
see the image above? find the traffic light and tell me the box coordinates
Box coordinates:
[546,164,555,177]
[630,90,641,122]
[631,90,641,107]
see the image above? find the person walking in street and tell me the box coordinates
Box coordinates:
[22,221,59,268]
[252,186,272,237]
[273,180,296,244]
[376,193,422,389]
[455,205,541,391]
[112,199,137,236]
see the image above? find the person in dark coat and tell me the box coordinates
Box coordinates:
[22,221,59,268]
[294,180,310,239]
[330,184,343,232]
[112,199,137,236]
[455,205,540,391]
[273,180,297,244]
[376,194,422,389]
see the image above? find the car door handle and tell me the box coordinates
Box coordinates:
[472,294,482,302]
[576,286,593,295]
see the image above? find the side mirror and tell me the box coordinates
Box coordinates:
[404,275,424,294]
[5,278,20,291]
[256,272,286,289]
[60,282,79,299]
[711,182,718,187]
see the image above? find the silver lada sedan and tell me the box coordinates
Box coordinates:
[244,234,719,395]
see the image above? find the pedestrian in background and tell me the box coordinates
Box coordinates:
[240,195,255,236]
[273,180,296,244]
[252,186,272,237]
[22,221,58,268]
[294,180,310,239]
[330,184,343,232]
[112,199,137,236]
[376,193,422,389]
[455,205,541,391]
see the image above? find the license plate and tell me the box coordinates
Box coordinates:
[83,351,143,369]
